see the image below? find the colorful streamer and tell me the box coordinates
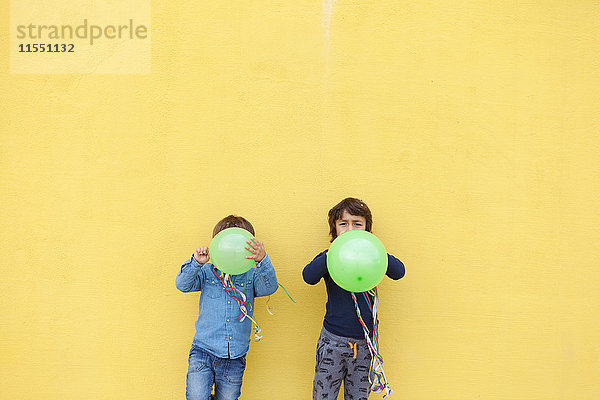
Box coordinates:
[212,269,296,342]
[212,268,263,341]
[351,288,393,398]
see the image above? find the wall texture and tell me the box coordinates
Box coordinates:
[2,1,599,399]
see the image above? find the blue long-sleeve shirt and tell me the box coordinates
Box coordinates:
[176,254,278,358]
[303,250,405,339]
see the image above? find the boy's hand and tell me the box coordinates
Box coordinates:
[193,246,209,264]
[245,238,266,263]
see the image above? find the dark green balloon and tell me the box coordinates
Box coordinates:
[327,230,388,292]
[209,227,254,275]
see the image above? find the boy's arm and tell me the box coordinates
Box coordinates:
[302,250,328,285]
[386,253,405,280]
[175,256,205,292]
[253,254,278,297]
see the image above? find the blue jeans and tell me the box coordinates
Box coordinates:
[186,345,246,400]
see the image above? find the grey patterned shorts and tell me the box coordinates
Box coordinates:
[312,327,373,400]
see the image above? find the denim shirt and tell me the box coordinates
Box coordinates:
[176,254,278,358]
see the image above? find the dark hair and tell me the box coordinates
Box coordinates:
[212,215,255,237]
[327,197,373,242]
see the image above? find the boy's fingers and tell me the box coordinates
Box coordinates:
[197,247,208,253]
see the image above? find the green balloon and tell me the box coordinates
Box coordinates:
[327,230,388,292]
[209,227,254,275]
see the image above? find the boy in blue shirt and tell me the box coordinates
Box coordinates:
[176,215,278,400]
[303,198,405,399]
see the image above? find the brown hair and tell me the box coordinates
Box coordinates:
[327,197,373,242]
[212,215,255,237]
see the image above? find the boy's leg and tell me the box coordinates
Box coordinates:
[213,356,246,400]
[343,340,372,400]
[186,345,216,400]
[312,327,348,399]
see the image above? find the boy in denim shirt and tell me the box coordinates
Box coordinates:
[176,215,278,400]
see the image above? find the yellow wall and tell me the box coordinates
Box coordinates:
[2,1,599,399]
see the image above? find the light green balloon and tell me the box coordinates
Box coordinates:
[209,227,254,275]
[327,230,388,292]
